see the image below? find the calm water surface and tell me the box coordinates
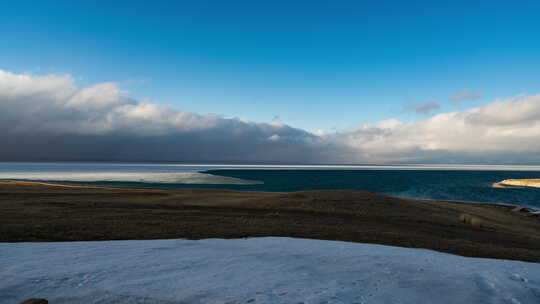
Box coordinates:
[1,162,540,208]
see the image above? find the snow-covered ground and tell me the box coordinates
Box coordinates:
[1,238,539,304]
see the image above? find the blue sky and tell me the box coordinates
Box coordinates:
[2,0,540,132]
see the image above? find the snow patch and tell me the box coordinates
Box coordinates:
[1,238,539,304]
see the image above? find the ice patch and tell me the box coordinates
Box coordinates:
[0,172,262,185]
[1,238,540,304]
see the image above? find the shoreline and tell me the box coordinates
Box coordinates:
[494,178,540,189]
[1,179,530,207]
[4,179,540,213]
[0,180,137,190]
[1,180,540,262]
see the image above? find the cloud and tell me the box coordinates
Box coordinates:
[0,70,341,163]
[404,102,440,114]
[1,70,540,164]
[332,95,540,163]
[451,89,482,103]
[267,134,281,141]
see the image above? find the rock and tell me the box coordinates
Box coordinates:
[20,299,48,304]
[512,206,527,212]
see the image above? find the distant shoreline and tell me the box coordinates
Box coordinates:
[0,180,133,190]
[1,180,540,262]
[494,179,540,189]
[3,179,537,209]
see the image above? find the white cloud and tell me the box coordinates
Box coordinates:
[1,70,540,164]
[267,134,281,141]
[0,70,329,163]
[331,94,540,163]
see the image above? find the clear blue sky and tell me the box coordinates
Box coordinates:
[2,0,540,131]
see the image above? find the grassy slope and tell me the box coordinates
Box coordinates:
[1,181,540,262]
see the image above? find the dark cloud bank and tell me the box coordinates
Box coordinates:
[2,70,540,164]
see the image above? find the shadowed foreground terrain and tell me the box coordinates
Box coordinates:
[1,181,539,262]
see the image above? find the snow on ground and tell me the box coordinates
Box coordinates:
[1,237,539,304]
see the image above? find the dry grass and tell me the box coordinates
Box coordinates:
[459,213,485,228]
[1,181,540,262]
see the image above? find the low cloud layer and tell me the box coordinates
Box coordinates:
[0,70,341,163]
[1,70,540,164]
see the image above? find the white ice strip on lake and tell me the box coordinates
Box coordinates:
[0,171,262,185]
[1,237,539,304]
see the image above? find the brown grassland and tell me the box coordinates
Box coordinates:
[1,180,539,262]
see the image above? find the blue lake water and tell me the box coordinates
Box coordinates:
[1,162,540,208]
